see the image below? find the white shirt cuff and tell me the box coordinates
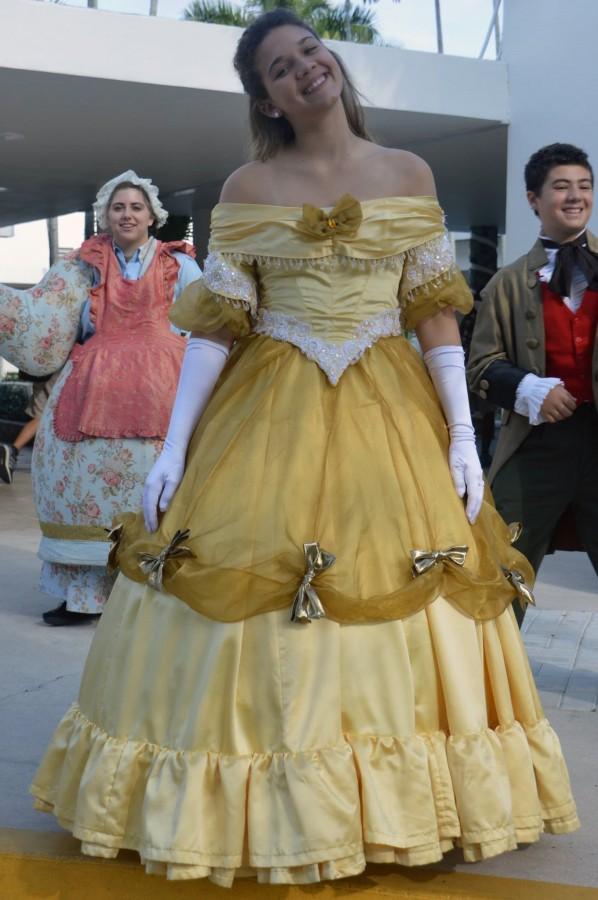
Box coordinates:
[514,373,563,425]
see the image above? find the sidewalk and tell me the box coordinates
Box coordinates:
[1,469,597,894]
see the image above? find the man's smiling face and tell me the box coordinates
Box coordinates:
[528,164,594,242]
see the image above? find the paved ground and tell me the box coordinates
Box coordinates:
[1,464,597,888]
[525,608,598,712]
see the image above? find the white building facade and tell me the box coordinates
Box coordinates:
[1,0,597,277]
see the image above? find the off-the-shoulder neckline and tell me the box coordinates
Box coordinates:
[215,195,438,211]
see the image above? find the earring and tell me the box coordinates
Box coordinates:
[272,110,281,118]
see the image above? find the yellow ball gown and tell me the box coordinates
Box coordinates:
[31,196,579,886]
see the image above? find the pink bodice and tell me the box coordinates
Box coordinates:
[54,235,193,441]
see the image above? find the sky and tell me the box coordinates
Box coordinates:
[57,0,503,59]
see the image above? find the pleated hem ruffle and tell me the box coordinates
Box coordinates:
[31,704,579,886]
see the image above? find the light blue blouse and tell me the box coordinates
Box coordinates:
[79,241,201,341]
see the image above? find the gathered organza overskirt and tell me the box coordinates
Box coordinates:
[114,334,533,623]
[31,576,578,886]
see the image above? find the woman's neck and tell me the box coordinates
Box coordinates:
[113,235,152,261]
[287,102,361,167]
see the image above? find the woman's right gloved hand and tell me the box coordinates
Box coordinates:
[423,344,484,525]
[143,336,231,532]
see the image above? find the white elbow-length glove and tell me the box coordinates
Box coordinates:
[423,345,484,524]
[143,337,230,532]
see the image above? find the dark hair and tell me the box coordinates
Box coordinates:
[525,143,594,195]
[233,9,372,161]
[107,181,157,235]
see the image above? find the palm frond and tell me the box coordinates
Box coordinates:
[185,0,381,44]
[315,3,380,43]
[183,0,252,25]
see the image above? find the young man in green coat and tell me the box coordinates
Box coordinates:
[468,143,598,624]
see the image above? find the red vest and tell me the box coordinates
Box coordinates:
[542,282,598,403]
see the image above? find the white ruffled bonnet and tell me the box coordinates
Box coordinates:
[93,170,169,230]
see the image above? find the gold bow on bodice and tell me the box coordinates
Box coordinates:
[138,528,194,592]
[297,194,363,240]
[291,541,336,623]
[410,545,468,577]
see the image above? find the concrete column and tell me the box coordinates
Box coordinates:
[46,218,59,267]
[459,226,498,356]
[469,226,498,300]
[84,210,95,240]
[192,207,211,266]
[464,225,498,468]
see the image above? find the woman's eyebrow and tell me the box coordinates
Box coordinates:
[268,36,314,75]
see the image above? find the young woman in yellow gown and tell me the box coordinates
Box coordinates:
[31,10,579,886]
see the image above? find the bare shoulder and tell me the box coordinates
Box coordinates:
[219,162,275,203]
[376,147,437,198]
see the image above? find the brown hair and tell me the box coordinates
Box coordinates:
[233,9,372,161]
[525,143,594,195]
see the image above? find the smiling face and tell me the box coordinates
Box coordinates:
[255,24,343,123]
[106,187,155,251]
[528,164,593,242]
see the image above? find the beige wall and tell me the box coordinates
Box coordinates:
[502,0,598,261]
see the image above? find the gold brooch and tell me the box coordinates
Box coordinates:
[291,541,336,623]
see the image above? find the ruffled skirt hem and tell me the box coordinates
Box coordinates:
[31,807,580,887]
[31,704,579,887]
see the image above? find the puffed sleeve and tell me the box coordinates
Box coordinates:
[169,251,257,337]
[398,231,473,330]
[0,256,93,376]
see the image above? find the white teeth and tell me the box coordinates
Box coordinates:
[304,74,326,95]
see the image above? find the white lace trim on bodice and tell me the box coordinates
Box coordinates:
[212,229,455,280]
[254,308,403,385]
[215,250,406,272]
[203,252,258,315]
[400,232,455,297]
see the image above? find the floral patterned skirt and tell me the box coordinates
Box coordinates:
[40,562,117,614]
[32,363,163,614]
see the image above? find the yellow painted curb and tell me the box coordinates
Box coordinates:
[1,829,597,900]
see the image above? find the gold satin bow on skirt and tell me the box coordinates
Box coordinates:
[138,529,194,592]
[291,541,336,623]
[503,567,536,610]
[508,522,523,544]
[410,545,469,577]
[106,522,124,574]
[297,194,363,240]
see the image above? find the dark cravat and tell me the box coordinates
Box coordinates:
[541,232,598,297]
